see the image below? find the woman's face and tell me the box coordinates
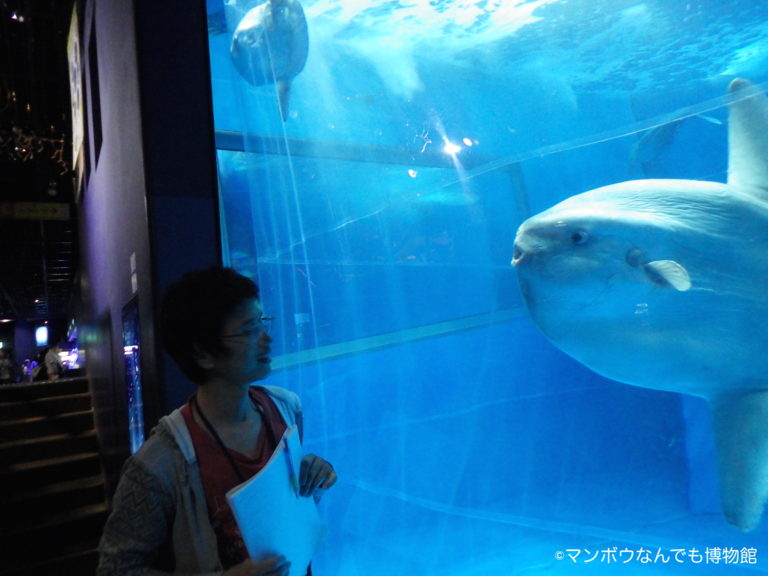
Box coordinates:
[212,298,272,385]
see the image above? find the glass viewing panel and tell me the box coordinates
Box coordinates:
[207,1,768,573]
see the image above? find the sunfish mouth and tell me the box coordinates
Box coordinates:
[511,245,523,266]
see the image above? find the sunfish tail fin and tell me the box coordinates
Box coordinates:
[727,79,768,195]
[710,390,768,531]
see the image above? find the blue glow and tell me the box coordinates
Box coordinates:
[35,326,48,347]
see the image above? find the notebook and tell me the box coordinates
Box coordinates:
[226,425,328,576]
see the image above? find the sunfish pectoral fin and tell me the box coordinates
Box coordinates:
[710,391,768,531]
[276,80,292,122]
[644,260,691,291]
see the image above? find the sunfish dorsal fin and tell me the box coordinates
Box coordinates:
[644,260,691,291]
[727,79,768,196]
[711,391,768,531]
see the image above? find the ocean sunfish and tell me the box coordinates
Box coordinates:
[630,114,722,175]
[512,78,768,531]
[230,0,309,121]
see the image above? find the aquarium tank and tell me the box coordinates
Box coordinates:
[205,0,768,573]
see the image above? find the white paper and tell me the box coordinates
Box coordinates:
[227,425,327,576]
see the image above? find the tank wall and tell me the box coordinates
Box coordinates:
[206,0,768,572]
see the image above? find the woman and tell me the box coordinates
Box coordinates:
[97,267,336,575]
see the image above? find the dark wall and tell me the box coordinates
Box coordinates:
[133,0,221,412]
[80,0,148,479]
[79,0,219,488]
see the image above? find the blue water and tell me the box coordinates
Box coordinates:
[207,0,768,572]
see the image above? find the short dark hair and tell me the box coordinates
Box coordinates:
[158,266,259,382]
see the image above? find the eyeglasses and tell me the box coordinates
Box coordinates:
[219,316,274,341]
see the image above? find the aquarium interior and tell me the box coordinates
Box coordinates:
[206,0,768,573]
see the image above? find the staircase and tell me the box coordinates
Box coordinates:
[0,377,108,576]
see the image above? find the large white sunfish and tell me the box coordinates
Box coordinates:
[230,0,309,121]
[512,78,768,531]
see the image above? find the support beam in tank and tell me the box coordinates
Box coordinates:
[216,130,482,169]
[215,130,531,222]
[271,308,523,371]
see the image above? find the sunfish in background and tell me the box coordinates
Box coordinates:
[630,114,722,175]
[230,0,309,121]
[512,79,768,532]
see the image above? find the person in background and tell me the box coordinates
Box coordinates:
[20,358,32,382]
[0,350,15,384]
[97,266,337,576]
[44,343,64,380]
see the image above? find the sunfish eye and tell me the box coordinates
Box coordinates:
[571,230,589,245]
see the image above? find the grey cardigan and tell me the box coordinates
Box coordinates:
[96,385,303,576]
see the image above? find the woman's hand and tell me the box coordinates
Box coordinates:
[223,555,290,576]
[299,454,337,498]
